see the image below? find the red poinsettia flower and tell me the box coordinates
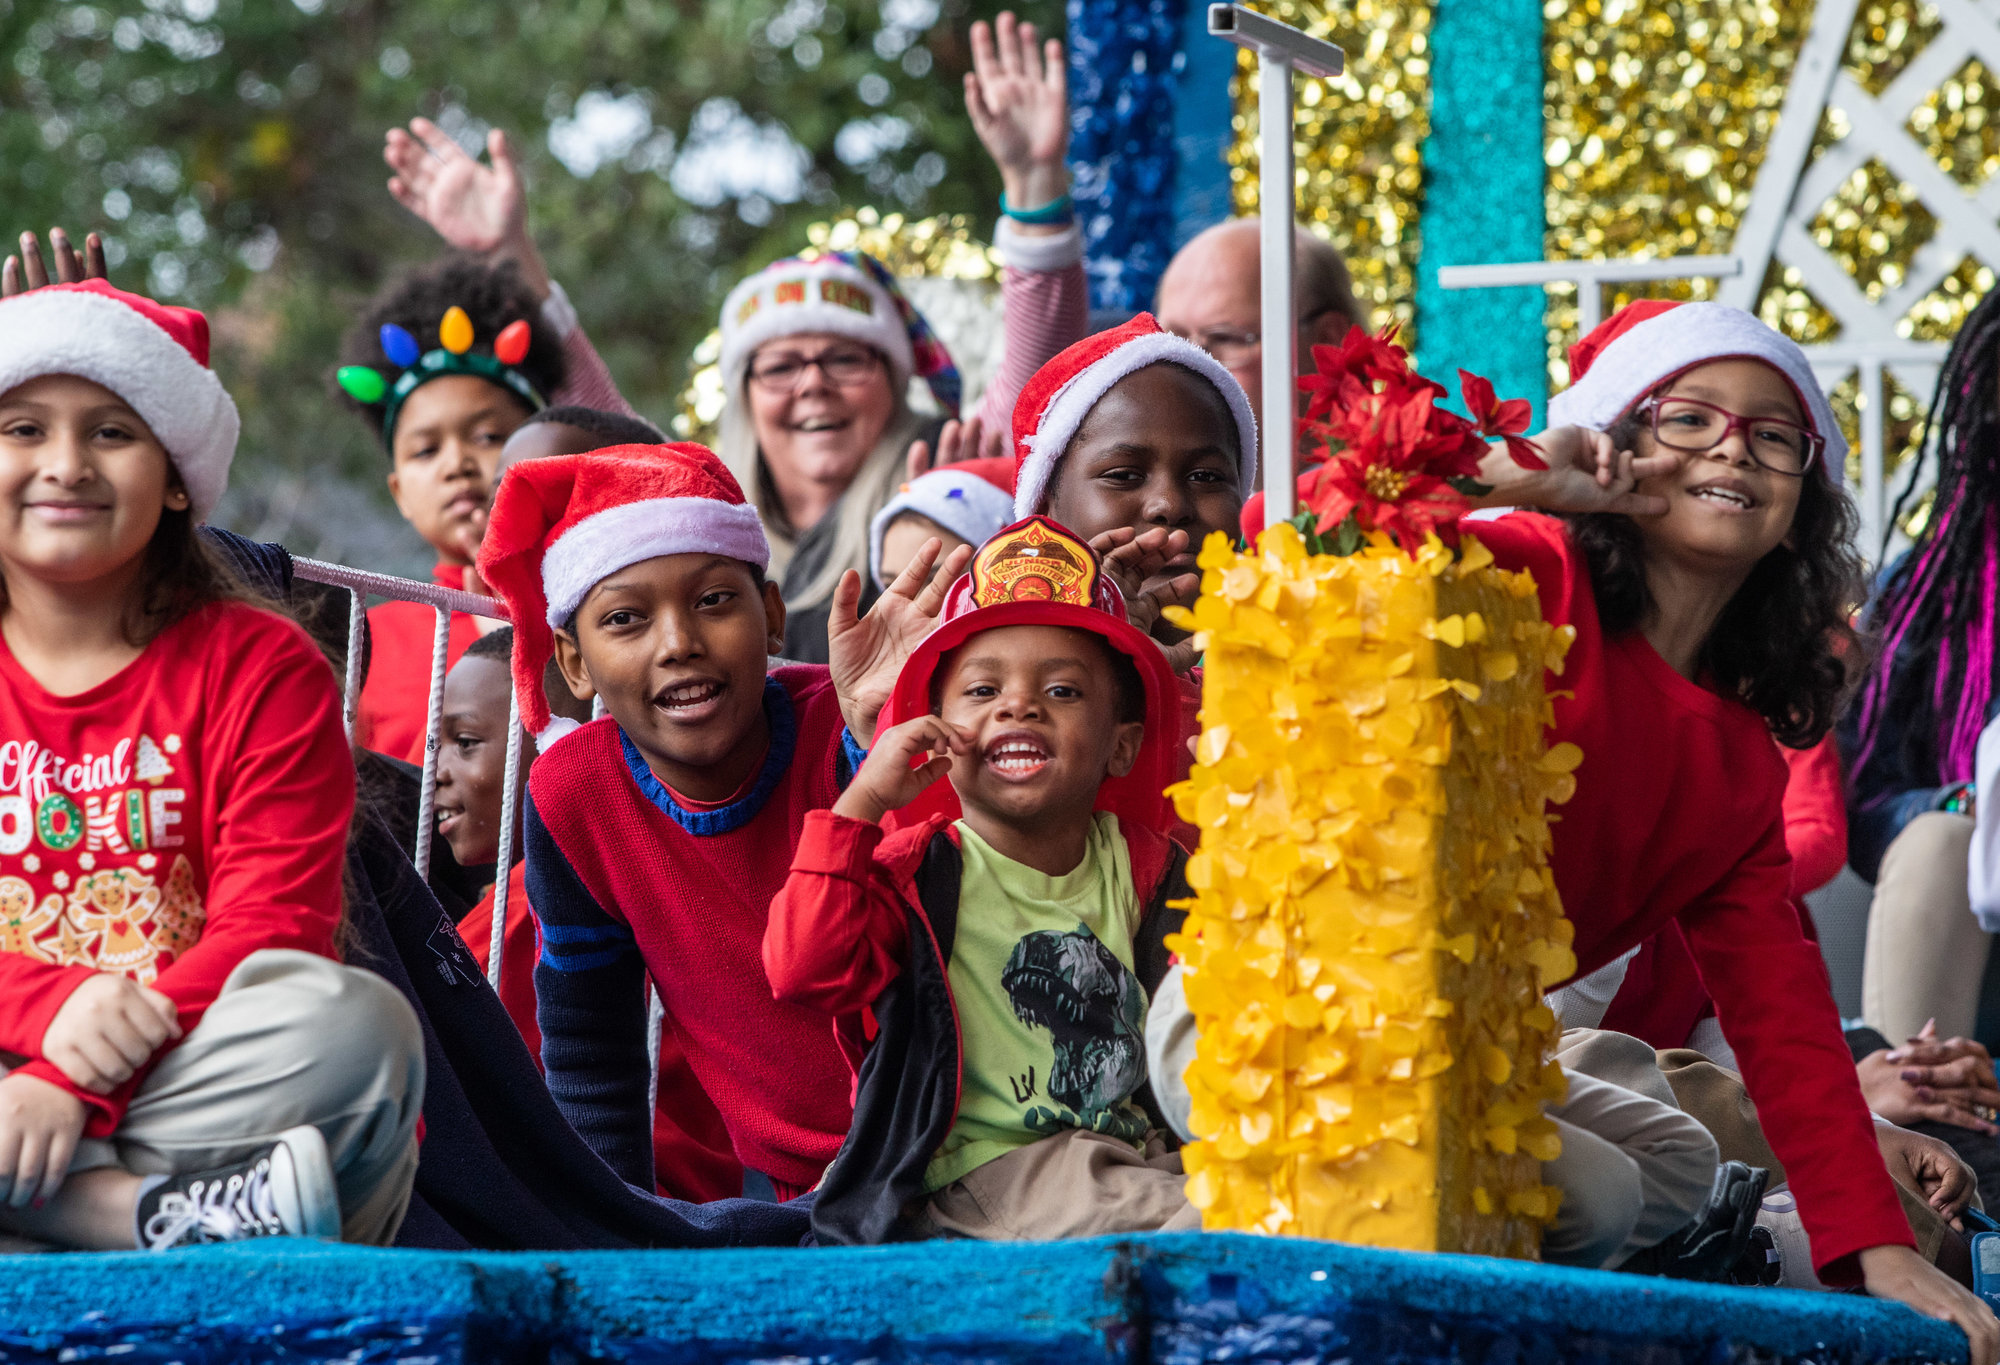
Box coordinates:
[1291,335,1534,556]
[1460,368,1546,470]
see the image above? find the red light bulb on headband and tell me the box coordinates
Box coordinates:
[494,319,532,367]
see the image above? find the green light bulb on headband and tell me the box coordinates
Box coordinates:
[337,365,388,405]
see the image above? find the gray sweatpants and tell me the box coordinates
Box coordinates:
[33,949,425,1245]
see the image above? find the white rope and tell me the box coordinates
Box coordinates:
[292,557,506,619]
[646,982,664,1138]
[341,588,366,743]
[487,685,525,990]
[412,606,451,879]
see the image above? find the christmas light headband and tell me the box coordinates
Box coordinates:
[336,305,545,444]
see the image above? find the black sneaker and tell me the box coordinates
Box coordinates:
[136,1125,340,1251]
[1616,1160,1770,1281]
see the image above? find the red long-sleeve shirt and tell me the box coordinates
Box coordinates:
[1475,512,1908,1279]
[0,601,353,1134]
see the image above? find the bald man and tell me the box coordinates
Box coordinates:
[1154,217,1367,426]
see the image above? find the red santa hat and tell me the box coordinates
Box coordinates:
[1011,313,1258,519]
[477,443,771,747]
[1547,300,1846,474]
[876,515,1182,835]
[0,280,238,519]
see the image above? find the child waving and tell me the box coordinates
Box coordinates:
[0,280,423,1250]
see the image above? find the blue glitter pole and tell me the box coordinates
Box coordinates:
[1415,0,1547,421]
[1068,0,1188,310]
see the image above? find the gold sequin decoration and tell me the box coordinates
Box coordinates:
[1226,0,1432,347]
[1542,0,1997,480]
[673,208,998,442]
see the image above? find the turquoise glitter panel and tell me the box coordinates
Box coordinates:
[1413,0,1548,424]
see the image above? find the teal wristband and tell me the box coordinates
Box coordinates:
[999,192,1074,226]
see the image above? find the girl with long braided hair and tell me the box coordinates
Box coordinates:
[1839,289,2000,1045]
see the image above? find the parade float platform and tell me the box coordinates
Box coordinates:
[0,1231,1959,1364]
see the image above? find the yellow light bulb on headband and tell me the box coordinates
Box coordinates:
[439,306,474,356]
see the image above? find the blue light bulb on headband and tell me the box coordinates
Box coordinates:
[379,324,421,369]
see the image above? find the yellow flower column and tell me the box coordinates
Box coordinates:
[1165,524,1579,1256]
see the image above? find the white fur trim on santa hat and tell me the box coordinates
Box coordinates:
[0,289,238,519]
[718,259,914,389]
[1547,302,1847,471]
[869,467,1016,588]
[534,716,584,753]
[1014,333,1258,519]
[541,497,771,627]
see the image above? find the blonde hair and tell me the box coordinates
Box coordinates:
[718,381,923,611]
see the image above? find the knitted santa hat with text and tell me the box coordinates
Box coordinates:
[477,443,771,747]
[1548,299,1847,474]
[875,514,1183,836]
[0,280,239,519]
[1011,313,1258,519]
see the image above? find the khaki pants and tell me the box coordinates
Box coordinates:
[1864,812,1992,1042]
[1654,1047,1957,1266]
[1547,1029,1721,1268]
[50,950,425,1245]
[919,1128,1203,1241]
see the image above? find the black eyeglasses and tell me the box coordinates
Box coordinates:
[747,347,882,393]
[1636,396,1823,476]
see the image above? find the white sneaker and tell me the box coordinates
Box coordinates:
[136,1125,340,1251]
[1755,1190,1827,1291]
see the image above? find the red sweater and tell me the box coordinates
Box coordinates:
[1476,512,1908,1278]
[455,861,742,1202]
[0,601,353,1133]
[356,563,485,764]
[527,667,856,1189]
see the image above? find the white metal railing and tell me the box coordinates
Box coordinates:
[1436,256,1744,335]
[290,558,522,994]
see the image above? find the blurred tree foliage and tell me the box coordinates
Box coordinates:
[0,0,1060,571]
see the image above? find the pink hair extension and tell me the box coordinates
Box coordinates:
[1942,509,2000,781]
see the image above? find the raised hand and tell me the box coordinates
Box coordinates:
[964,12,1069,220]
[904,415,1009,481]
[828,537,976,746]
[2,228,108,297]
[384,119,550,297]
[833,715,968,824]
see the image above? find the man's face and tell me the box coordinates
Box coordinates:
[1155,237,1263,418]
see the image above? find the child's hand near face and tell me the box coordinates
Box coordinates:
[40,973,181,1094]
[829,537,975,746]
[1473,424,1675,518]
[834,715,969,825]
[0,1072,87,1210]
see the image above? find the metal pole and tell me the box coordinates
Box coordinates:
[413,605,451,880]
[487,684,525,991]
[1260,56,1296,528]
[1206,6,1343,532]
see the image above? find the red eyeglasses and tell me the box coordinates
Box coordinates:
[1636,396,1823,476]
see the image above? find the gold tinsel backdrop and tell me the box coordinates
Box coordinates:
[1228,0,2000,490]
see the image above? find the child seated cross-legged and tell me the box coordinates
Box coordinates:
[765,516,1199,1244]
[0,280,424,1250]
[477,443,970,1201]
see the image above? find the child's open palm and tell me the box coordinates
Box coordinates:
[829,538,975,746]
[964,14,1068,206]
[385,119,526,257]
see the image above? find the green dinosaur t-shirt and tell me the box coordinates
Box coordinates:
[922,812,1152,1193]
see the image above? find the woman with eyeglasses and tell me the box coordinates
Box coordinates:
[1843,288,2000,1048]
[714,15,1087,662]
[1460,301,1993,1352]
